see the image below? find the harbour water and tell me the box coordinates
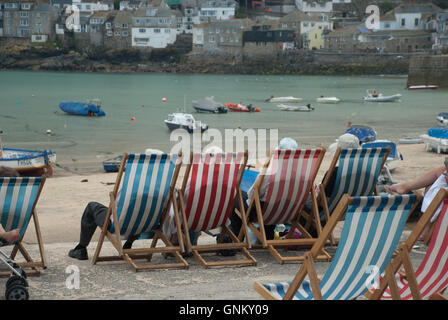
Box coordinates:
[0,70,447,174]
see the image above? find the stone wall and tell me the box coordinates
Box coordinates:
[407,55,448,88]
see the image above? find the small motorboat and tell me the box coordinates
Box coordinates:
[0,147,56,176]
[266,96,303,103]
[277,104,314,111]
[164,112,208,133]
[363,90,401,102]
[408,85,439,90]
[420,127,448,154]
[192,97,228,114]
[437,112,448,126]
[224,103,260,112]
[59,99,106,116]
[102,155,122,172]
[316,96,340,104]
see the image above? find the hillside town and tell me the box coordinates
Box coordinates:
[0,0,447,72]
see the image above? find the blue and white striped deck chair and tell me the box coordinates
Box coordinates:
[0,177,46,276]
[254,193,417,300]
[92,153,188,272]
[319,147,390,244]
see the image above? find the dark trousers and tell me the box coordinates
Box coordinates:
[79,201,141,247]
[229,192,275,240]
[79,202,108,247]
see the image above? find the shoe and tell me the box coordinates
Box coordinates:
[68,246,88,260]
[217,234,236,257]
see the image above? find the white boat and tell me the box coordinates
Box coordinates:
[164,112,208,133]
[437,113,448,126]
[192,96,228,114]
[0,147,56,176]
[266,96,303,103]
[408,85,439,90]
[277,104,314,111]
[363,90,401,102]
[316,96,340,104]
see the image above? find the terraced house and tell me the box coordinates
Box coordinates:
[131,4,180,48]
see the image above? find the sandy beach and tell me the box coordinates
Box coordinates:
[2,142,446,301]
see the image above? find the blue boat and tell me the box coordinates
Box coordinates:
[345,124,377,144]
[59,99,105,117]
[102,155,122,172]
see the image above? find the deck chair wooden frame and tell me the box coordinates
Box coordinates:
[176,150,257,269]
[0,176,47,277]
[318,146,390,245]
[240,148,329,264]
[254,193,417,300]
[92,152,188,272]
[369,188,448,300]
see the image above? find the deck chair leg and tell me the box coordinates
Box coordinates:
[32,210,47,268]
[398,245,422,300]
[305,252,323,300]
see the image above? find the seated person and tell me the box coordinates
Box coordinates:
[385,162,448,239]
[228,137,299,243]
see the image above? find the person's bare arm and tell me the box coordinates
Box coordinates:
[389,166,445,194]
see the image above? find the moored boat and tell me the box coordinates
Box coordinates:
[408,85,439,90]
[192,97,228,114]
[0,147,56,176]
[277,104,314,111]
[224,103,260,112]
[164,112,208,133]
[266,96,303,103]
[102,155,122,172]
[316,96,340,104]
[59,99,106,116]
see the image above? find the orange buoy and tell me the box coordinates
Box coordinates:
[162,98,167,102]
[131,117,135,121]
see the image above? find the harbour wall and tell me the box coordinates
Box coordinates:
[407,55,448,88]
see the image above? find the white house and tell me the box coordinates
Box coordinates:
[295,0,332,14]
[199,0,236,23]
[131,6,179,48]
[71,0,109,14]
[391,3,441,31]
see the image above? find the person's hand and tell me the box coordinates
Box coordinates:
[384,184,407,195]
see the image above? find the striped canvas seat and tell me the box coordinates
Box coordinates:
[245,148,327,263]
[0,177,46,276]
[178,151,257,268]
[374,189,448,300]
[92,153,189,271]
[326,147,390,214]
[109,153,177,238]
[183,152,244,233]
[254,194,416,300]
[260,149,323,226]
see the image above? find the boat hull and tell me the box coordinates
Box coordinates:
[408,85,439,90]
[225,103,260,112]
[363,94,401,102]
[192,106,228,114]
[165,121,208,133]
[316,97,340,104]
[0,148,56,176]
[59,102,106,116]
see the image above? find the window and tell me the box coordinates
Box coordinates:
[122,31,128,36]
[165,29,170,33]
[154,28,160,33]
[107,30,112,36]
[139,28,146,33]
[401,18,405,26]
[115,31,120,36]
[415,18,419,26]
[86,5,91,10]
[20,18,29,26]
[209,35,215,42]
[106,22,111,29]
[20,12,29,17]
[21,3,31,10]
[122,24,128,29]
[385,22,390,28]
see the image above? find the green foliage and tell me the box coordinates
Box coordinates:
[379,2,395,15]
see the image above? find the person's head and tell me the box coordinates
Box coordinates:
[277,137,298,150]
[0,166,20,177]
[337,133,360,149]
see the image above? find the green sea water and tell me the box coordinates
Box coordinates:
[0,70,447,173]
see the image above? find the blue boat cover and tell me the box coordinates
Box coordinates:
[59,102,106,116]
[428,127,448,139]
[241,170,259,193]
[346,126,376,143]
[362,141,399,159]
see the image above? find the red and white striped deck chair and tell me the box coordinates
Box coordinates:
[243,148,327,264]
[177,151,257,268]
[370,188,448,300]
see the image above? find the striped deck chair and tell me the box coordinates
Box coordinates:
[177,151,257,268]
[254,193,417,300]
[370,188,448,300]
[0,177,46,276]
[92,153,188,272]
[318,147,390,244]
[242,148,328,264]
